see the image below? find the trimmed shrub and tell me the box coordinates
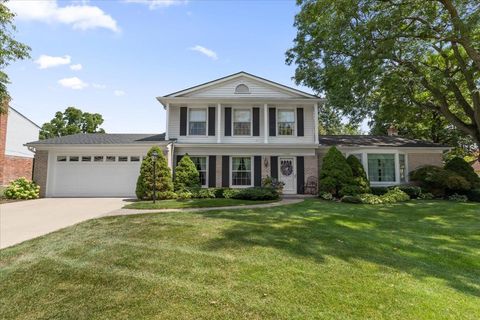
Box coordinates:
[381,188,410,203]
[339,185,364,197]
[177,191,193,200]
[231,187,279,200]
[4,178,40,200]
[390,185,422,199]
[319,146,353,197]
[213,188,227,198]
[262,176,285,193]
[448,193,468,202]
[371,186,389,196]
[135,146,174,200]
[223,189,241,199]
[466,189,480,202]
[410,165,470,197]
[174,154,200,192]
[319,192,334,200]
[346,155,370,193]
[445,157,480,189]
[192,188,216,199]
[341,195,362,203]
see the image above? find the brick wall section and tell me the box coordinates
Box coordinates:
[408,153,443,173]
[33,150,48,197]
[215,156,222,187]
[0,106,8,185]
[262,156,270,180]
[3,155,33,184]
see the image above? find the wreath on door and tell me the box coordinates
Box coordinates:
[280,160,293,176]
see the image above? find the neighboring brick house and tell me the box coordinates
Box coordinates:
[0,106,41,185]
[26,72,450,197]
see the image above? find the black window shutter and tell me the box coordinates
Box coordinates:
[208,107,216,136]
[180,107,187,136]
[271,156,278,179]
[297,156,305,194]
[254,156,262,186]
[269,107,276,136]
[208,156,216,187]
[297,108,304,137]
[224,107,232,136]
[252,108,260,136]
[222,156,230,187]
[176,155,183,166]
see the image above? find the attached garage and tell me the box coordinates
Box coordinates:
[27,133,169,197]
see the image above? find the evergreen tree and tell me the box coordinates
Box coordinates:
[319,146,353,197]
[135,146,174,200]
[174,154,200,192]
[346,155,370,193]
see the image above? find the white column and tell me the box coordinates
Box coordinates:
[165,103,169,140]
[264,103,268,143]
[314,103,319,144]
[217,103,222,143]
[395,152,401,184]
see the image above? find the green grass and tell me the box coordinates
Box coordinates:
[123,198,277,209]
[1,199,479,319]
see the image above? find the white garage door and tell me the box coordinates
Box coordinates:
[50,155,142,197]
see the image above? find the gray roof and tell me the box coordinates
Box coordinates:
[27,133,166,145]
[318,135,450,148]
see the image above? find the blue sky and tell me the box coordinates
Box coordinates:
[6,0,315,133]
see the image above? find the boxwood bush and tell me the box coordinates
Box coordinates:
[389,185,422,199]
[371,186,389,195]
[230,187,279,200]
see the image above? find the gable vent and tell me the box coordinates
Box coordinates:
[235,84,250,94]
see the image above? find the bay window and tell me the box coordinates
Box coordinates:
[231,156,252,186]
[277,109,295,135]
[233,109,251,136]
[190,156,207,186]
[367,154,396,182]
[189,109,207,135]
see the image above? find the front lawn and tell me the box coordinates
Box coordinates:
[123,198,277,209]
[1,200,479,319]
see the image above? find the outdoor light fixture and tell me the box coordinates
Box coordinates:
[264,156,269,168]
[151,151,159,203]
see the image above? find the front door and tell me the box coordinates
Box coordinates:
[278,157,296,194]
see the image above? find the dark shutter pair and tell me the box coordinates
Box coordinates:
[270,156,305,194]
[224,107,260,136]
[222,155,262,187]
[180,107,216,136]
[268,107,304,136]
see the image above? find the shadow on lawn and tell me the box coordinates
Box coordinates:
[199,200,480,297]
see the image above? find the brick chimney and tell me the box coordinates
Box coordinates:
[387,125,398,136]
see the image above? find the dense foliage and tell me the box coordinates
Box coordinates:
[40,107,105,140]
[4,177,39,200]
[346,155,370,193]
[343,188,410,205]
[444,157,480,188]
[174,154,200,192]
[135,146,174,200]
[410,165,471,197]
[319,147,353,196]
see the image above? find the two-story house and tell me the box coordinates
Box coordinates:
[27,72,448,197]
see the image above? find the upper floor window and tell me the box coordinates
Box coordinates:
[277,109,295,136]
[235,84,250,94]
[233,109,251,136]
[189,108,207,135]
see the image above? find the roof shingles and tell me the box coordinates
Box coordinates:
[27,133,166,145]
[318,135,449,148]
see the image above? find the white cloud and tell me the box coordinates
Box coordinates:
[58,77,88,90]
[70,64,83,71]
[92,83,107,89]
[35,55,71,69]
[114,90,126,96]
[7,0,119,32]
[125,0,188,10]
[189,45,218,60]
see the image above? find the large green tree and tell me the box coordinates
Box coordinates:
[0,2,31,112]
[40,107,105,139]
[287,0,480,156]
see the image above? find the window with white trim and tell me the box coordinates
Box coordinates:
[367,154,396,182]
[190,156,207,186]
[189,109,207,135]
[231,156,252,186]
[57,156,67,162]
[233,109,251,135]
[277,109,295,136]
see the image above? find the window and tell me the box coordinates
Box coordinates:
[233,109,251,136]
[235,84,250,94]
[94,156,104,162]
[57,156,67,162]
[368,154,395,182]
[277,109,295,135]
[106,156,116,162]
[189,109,207,135]
[81,156,91,162]
[130,156,140,162]
[69,156,79,162]
[399,154,406,182]
[118,156,128,162]
[190,156,207,186]
[231,156,252,186]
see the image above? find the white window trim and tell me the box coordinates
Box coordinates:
[187,106,208,137]
[232,106,253,137]
[276,107,296,137]
[188,155,209,188]
[230,155,254,188]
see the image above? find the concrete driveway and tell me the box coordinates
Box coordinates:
[0,198,127,249]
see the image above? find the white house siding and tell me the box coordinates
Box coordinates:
[5,108,39,158]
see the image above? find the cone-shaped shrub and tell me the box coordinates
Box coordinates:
[445,157,480,189]
[135,146,174,200]
[319,146,353,197]
[174,154,200,191]
[346,155,370,193]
